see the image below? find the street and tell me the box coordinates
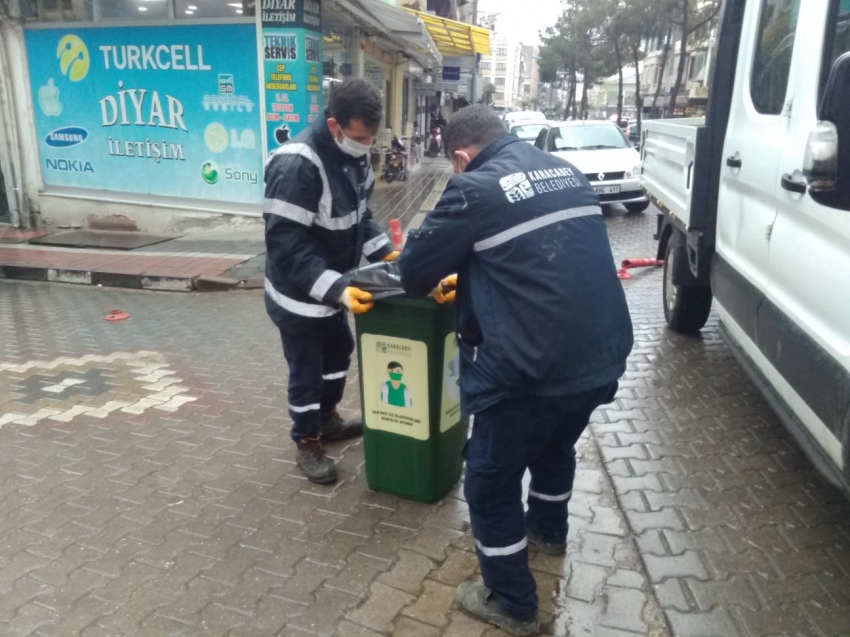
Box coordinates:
[1,199,849,637]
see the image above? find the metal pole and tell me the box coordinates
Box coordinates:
[470,0,478,102]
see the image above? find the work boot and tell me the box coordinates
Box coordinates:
[320,409,363,441]
[295,438,338,484]
[456,582,539,637]
[526,528,567,556]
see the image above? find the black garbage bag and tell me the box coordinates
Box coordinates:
[345,261,406,300]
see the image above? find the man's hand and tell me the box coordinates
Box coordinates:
[383,251,400,262]
[339,287,374,314]
[431,274,457,304]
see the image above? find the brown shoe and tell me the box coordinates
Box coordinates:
[296,437,338,484]
[320,409,364,441]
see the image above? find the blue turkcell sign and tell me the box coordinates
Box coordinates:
[25,24,263,204]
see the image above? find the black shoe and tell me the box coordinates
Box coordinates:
[526,528,567,556]
[320,410,364,441]
[456,582,539,637]
[295,438,338,484]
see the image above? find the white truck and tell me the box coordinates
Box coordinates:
[640,0,850,492]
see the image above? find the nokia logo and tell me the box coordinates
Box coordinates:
[46,158,94,173]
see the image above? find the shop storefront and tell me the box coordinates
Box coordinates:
[0,0,486,230]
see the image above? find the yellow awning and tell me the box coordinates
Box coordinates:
[401,8,491,58]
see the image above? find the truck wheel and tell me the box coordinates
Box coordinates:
[625,201,650,213]
[663,240,712,334]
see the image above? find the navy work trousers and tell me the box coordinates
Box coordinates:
[463,383,618,622]
[279,314,354,441]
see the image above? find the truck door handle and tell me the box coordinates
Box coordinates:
[726,156,742,168]
[780,173,807,194]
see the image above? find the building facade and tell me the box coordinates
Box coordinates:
[0,0,487,230]
[521,44,539,103]
[479,34,523,110]
[640,25,717,116]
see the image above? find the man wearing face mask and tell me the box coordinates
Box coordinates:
[263,79,397,485]
[398,106,633,636]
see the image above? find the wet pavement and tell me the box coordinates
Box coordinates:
[0,187,849,636]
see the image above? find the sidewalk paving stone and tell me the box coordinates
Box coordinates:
[1,189,849,636]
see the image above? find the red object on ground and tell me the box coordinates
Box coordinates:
[617,258,664,280]
[621,258,663,269]
[104,310,130,322]
[389,219,404,251]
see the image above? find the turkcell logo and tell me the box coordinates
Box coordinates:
[46,158,94,173]
[45,126,88,148]
[57,34,90,82]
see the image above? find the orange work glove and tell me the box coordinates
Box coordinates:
[339,287,374,314]
[431,274,457,304]
[383,251,400,262]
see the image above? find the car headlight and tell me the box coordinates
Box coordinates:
[625,163,641,178]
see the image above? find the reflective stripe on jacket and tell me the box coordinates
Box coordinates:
[263,110,392,328]
[399,135,634,416]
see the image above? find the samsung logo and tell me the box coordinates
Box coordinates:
[45,127,89,148]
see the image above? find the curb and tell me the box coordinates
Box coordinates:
[0,264,250,293]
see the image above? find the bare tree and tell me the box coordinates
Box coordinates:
[667,0,721,117]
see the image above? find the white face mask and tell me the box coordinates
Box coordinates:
[336,134,371,158]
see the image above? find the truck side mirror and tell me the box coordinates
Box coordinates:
[809,53,850,209]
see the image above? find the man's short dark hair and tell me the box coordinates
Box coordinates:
[443,105,508,157]
[329,79,383,132]
[388,362,403,370]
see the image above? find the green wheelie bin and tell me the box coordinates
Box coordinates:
[354,296,468,503]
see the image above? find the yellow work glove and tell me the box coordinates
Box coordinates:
[339,287,374,314]
[383,251,400,262]
[431,274,457,304]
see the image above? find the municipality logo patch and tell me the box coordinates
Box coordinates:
[57,35,90,82]
[45,126,88,148]
[500,172,535,203]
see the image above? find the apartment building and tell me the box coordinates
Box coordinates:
[479,34,525,110]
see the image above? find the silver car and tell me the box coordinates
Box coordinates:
[533,121,650,213]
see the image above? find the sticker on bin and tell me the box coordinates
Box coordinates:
[440,333,462,433]
[361,334,430,440]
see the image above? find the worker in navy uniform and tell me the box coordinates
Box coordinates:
[399,106,633,636]
[263,79,398,484]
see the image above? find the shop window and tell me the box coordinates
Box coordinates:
[96,0,170,20]
[37,0,92,20]
[175,0,253,18]
[34,0,255,21]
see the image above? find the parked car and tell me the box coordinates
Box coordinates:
[503,110,547,130]
[510,122,548,144]
[640,0,850,492]
[533,121,649,213]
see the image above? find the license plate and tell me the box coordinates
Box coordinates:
[594,185,621,195]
